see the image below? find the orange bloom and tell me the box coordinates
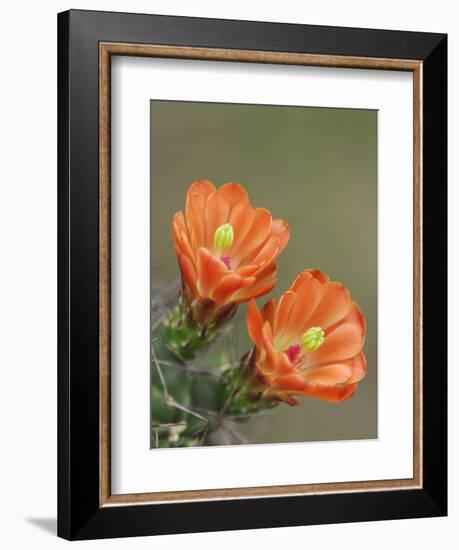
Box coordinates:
[172,180,290,313]
[246,269,366,405]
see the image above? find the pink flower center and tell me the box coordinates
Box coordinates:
[285,343,301,363]
[221,255,232,270]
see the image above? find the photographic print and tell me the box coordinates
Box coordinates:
[150,101,377,448]
[150,100,377,449]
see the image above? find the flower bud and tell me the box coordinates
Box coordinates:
[211,301,237,329]
[214,223,234,254]
[301,327,324,352]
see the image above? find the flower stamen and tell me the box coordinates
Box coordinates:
[301,327,325,353]
[214,223,234,254]
[221,255,232,270]
[285,343,301,362]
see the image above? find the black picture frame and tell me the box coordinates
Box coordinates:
[58,9,447,540]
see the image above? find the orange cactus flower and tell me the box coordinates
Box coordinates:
[172,180,290,318]
[246,269,366,404]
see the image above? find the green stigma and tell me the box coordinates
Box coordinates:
[214,223,234,253]
[301,327,325,352]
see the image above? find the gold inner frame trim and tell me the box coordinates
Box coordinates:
[99,42,423,507]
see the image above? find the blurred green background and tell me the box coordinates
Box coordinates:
[150,100,377,443]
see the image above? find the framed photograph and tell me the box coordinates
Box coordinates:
[58,9,447,540]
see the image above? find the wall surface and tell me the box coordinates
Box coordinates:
[0,0,455,548]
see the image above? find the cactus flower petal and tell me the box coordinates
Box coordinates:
[246,269,366,404]
[172,180,290,326]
